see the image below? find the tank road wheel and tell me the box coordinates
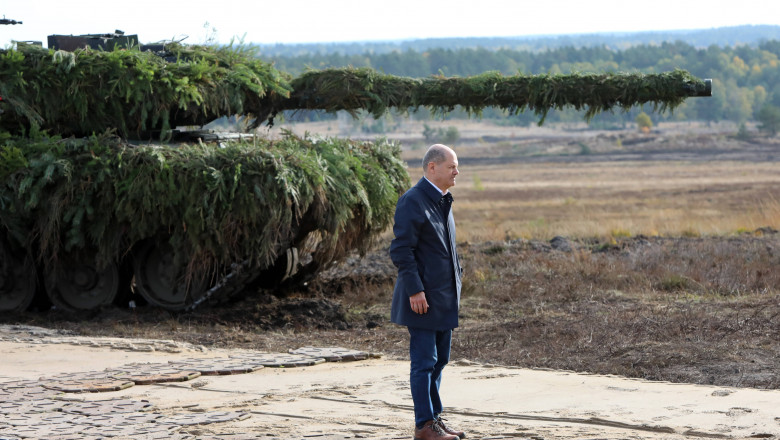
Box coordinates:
[132,240,206,311]
[45,256,121,312]
[0,241,38,312]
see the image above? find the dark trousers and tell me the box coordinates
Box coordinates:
[408,327,453,428]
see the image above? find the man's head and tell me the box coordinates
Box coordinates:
[422,144,459,193]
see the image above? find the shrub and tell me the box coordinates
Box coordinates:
[635,112,653,132]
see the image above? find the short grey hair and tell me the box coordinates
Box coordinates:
[422,144,449,171]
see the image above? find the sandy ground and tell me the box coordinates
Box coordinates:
[1,328,779,440]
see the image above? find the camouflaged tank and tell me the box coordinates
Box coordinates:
[0,32,711,312]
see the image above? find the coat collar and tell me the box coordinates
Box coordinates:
[415,177,446,203]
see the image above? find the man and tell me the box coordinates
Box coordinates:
[390,144,465,440]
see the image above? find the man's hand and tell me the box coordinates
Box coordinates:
[409,291,429,314]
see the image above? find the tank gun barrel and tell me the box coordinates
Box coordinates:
[690,78,712,97]
[272,68,712,124]
[0,43,712,138]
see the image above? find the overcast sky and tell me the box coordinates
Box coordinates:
[2,0,780,47]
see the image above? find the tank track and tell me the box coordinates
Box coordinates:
[0,238,300,313]
[185,248,299,311]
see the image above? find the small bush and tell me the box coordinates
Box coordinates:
[636,112,653,132]
[610,228,632,238]
[422,124,460,145]
[657,274,690,291]
[735,123,752,140]
[472,175,485,191]
[482,244,507,255]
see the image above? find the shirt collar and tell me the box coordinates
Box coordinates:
[424,176,448,195]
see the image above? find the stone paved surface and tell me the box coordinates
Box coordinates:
[0,325,202,353]
[0,325,376,439]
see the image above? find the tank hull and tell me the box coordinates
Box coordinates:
[0,133,409,312]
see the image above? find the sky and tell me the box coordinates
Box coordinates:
[2,0,780,47]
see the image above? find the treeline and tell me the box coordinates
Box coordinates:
[256,25,780,57]
[259,39,780,128]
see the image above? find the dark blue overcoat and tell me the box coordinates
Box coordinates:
[389,178,462,331]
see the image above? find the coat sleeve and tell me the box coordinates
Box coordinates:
[389,193,425,297]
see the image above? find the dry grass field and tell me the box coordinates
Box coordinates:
[434,160,780,242]
[347,119,780,242]
[4,120,780,389]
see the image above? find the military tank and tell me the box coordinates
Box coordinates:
[0,30,711,313]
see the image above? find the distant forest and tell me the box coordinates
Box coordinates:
[256,25,780,57]
[255,25,780,129]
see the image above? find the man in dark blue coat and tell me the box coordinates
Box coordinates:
[390,144,465,440]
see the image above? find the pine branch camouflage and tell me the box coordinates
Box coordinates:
[0,132,409,281]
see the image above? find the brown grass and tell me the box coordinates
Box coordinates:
[426,161,780,242]
[447,236,780,387]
